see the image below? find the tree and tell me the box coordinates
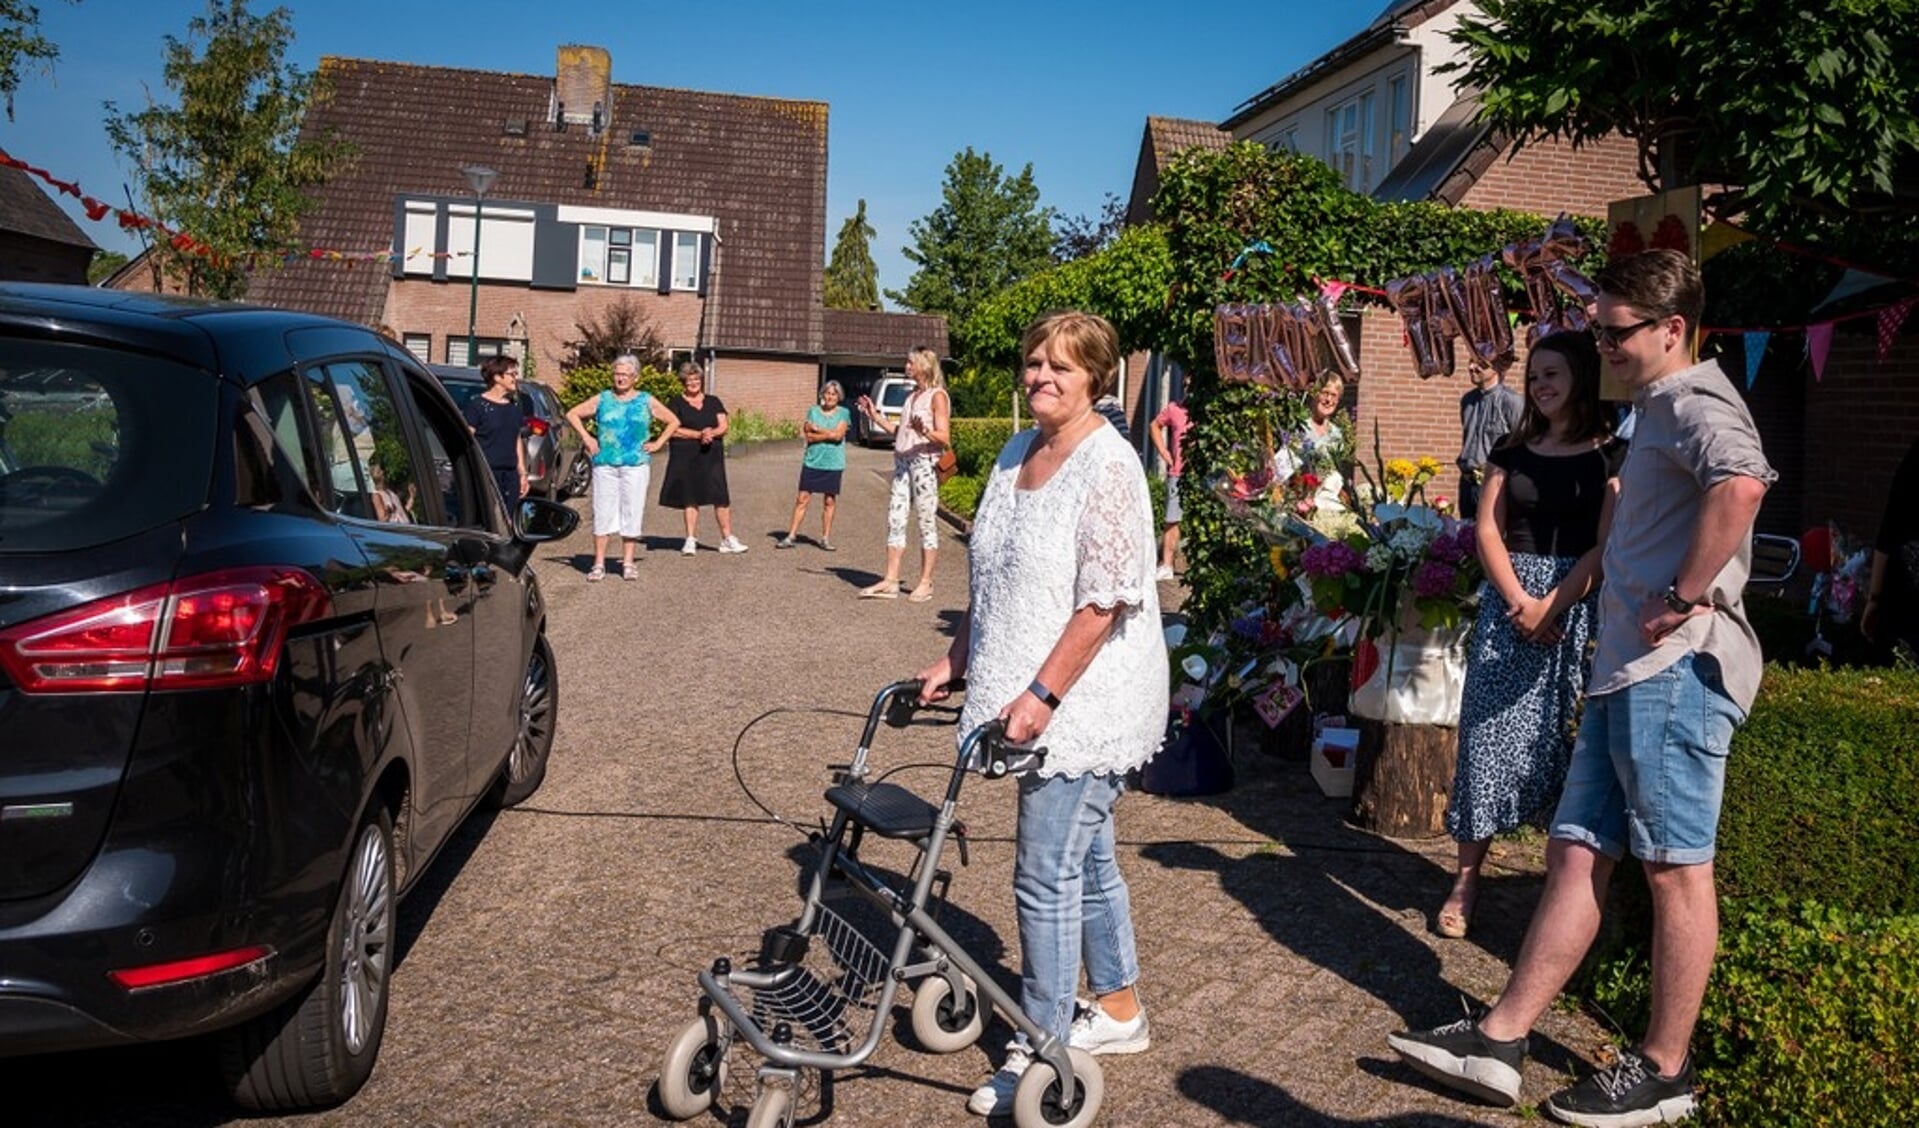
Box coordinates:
[1445,0,1919,226]
[104,0,352,299]
[823,198,880,310]
[560,295,667,374]
[1052,192,1126,262]
[86,249,128,285]
[1,0,69,121]
[888,147,1055,326]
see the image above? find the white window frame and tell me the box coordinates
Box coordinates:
[671,231,701,291]
[402,333,431,363]
[446,336,511,367]
[579,225,659,288]
[1389,75,1411,163]
[1326,89,1378,191]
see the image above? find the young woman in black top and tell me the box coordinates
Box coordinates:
[1437,332,1625,938]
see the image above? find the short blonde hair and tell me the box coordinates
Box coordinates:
[905,346,943,388]
[678,361,703,384]
[1020,310,1121,400]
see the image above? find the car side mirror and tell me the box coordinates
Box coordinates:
[517,497,579,542]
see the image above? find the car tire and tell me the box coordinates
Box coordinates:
[488,633,555,808]
[220,807,395,1111]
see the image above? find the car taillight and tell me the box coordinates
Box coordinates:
[0,567,331,694]
[525,417,550,436]
[109,946,272,990]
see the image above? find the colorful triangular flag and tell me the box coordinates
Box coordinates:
[1879,297,1916,364]
[1698,222,1757,263]
[1806,322,1834,382]
[1743,331,1769,389]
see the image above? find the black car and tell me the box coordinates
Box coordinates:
[429,363,588,501]
[0,284,579,1110]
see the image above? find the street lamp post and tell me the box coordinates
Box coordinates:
[460,164,498,365]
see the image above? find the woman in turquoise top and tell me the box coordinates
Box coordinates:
[565,354,680,580]
[778,380,852,549]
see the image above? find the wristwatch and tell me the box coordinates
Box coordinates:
[1662,583,1704,615]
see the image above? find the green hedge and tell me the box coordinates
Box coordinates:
[1584,665,1919,1124]
[1717,665,1919,913]
[555,363,681,411]
[949,417,1017,476]
[1698,903,1919,1126]
[939,474,985,520]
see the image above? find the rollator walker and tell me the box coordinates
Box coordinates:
[655,679,1104,1128]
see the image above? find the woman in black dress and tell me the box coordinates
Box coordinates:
[1438,332,1624,938]
[659,361,747,555]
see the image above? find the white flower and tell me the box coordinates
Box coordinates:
[1366,544,1395,571]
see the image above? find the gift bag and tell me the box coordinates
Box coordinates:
[1347,624,1470,726]
[1139,712,1234,796]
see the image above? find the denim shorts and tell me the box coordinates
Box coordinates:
[1550,651,1744,865]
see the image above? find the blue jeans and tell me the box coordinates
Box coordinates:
[1013,771,1140,1046]
[1550,652,1745,865]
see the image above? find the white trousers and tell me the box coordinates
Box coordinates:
[591,463,651,538]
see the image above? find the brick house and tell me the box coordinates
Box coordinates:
[1125,0,1644,494]
[179,46,939,420]
[0,166,97,285]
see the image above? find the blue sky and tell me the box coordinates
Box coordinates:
[4,0,1369,301]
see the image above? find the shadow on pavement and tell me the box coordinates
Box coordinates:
[1178,1063,1492,1127]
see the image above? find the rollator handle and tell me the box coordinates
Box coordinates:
[973,719,1046,779]
[885,677,967,727]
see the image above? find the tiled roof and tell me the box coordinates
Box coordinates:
[0,166,97,250]
[247,56,827,353]
[1147,117,1231,171]
[821,308,948,363]
[1224,0,1461,130]
[1126,117,1231,226]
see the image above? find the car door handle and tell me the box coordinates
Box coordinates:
[444,564,469,593]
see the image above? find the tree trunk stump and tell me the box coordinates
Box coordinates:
[1349,719,1457,838]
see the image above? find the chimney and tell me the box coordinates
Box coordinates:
[554,45,611,135]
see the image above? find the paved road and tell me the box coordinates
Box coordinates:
[10,439,1606,1126]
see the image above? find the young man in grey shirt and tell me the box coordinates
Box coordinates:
[1458,361,1524,517]
[1391,250,1774,1127]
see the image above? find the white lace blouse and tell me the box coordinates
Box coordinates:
[959,425,1169,778]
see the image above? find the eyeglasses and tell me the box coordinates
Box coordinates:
[1590,318,1660,349]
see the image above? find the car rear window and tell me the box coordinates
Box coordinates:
[0,339,217,553]
[879,382,911,408]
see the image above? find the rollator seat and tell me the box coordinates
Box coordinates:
[824,780,939,840]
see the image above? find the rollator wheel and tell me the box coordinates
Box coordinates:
[745,1082,793,1128]
[909,973,984,1053]
[1012,1047,1104,1128]
[657,1014,729,1119]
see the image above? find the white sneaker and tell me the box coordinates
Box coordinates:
[966,1042,1030,1117]
[718,536,749,554]
[681,538,698,555]
[1069,999,1151,1055]
[1154,565,1175,583]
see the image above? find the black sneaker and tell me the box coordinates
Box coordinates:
[1387,1017,1527,1106]
[1545,1047,1697,1127]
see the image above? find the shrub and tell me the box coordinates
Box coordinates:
[1698,903,1919,1126]
[1716,665,1919,913]
[724,409,798,445]
[947,365,1016,418]
[1147,474,1167,535]
[949,417,1017,476]
[939,473,985,520]
[556,363,680,411]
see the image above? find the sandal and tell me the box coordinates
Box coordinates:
[859,581,900,599]
[622,562,638,581]
[906,586,934,604]
[586,564,606,582]
[1436,888,1476,939]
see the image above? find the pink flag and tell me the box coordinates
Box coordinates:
[1878,298,1915,364]
[1319,279,1350,305]
[1807,321,1834,382]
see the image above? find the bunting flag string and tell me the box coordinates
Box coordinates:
[1,147,472,269]
[1880,298,1917,364]
[1743,331,1769,389]
[1806,321,1835,382]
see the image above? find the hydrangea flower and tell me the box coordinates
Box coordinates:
[1301,540,1365,578]
[1412,559,1457,599]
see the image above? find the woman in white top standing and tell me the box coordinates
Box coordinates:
[857,347,949,602]
[914,311,1168,1118]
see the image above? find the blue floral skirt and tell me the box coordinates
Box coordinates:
[1445,552,1595,843]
